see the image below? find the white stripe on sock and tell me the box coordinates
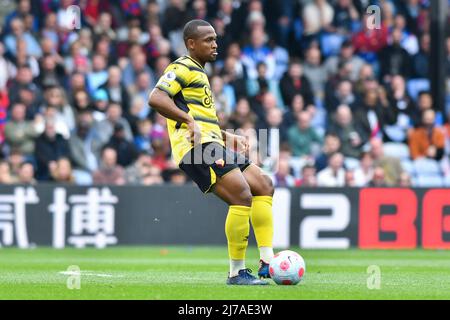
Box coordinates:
[230,259,245,277]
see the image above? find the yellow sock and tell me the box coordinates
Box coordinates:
[225,205,251,260]
[251,196,274,248]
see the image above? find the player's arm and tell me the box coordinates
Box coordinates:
[148,88,192,125]
[148,88,201,144]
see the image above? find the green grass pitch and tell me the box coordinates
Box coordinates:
[1,246,450,300]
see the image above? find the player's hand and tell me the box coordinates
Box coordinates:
[233,134,249,155]
[186,119,202,146]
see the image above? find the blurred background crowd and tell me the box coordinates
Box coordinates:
[0,0,449,188]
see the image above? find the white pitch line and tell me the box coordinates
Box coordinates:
[58,271,123,278]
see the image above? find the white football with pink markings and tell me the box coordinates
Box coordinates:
[269,250,306,285]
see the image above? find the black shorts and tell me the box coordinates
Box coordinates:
[179,142,251,193]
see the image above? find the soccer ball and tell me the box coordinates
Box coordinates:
[269,250,306,285]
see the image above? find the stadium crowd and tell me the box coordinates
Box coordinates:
[0,0,450,187]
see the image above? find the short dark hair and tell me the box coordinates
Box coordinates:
[183,19,212,45]
[418,90,431,98]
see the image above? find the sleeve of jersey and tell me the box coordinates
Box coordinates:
[155,64,190,98]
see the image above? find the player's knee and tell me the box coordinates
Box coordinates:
[236,186,253,207]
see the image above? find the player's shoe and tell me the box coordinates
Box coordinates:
[226,268,269,285]
[258,259,271,279]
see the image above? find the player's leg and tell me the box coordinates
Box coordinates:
[242,164,275,278]
[211,168,267,285]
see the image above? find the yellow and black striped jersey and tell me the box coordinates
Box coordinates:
[155,55,224,164]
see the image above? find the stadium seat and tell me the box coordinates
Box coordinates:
[416,175,444,187]
[383,142,410,160]
[320,33,345,58]
[344,157,360,170]
[407,78,430,101]
[401,159,415,176]
[413,158,441,176]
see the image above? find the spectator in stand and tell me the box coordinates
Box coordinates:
[80,0,110,29]
[331,0,360,34]
[412,32,430,78]
[379,27,412,82]
[315,133,341,172]
[93,146,125,185]
[3,0,35,34]
[228,97,257,130]
[302,45,327,99]
[42,85,76,133]
[72,90,94,114]
[328,105,365,159]
[241,27,276,80]
[384,75,416,143]
[370,137,403,186]
[353,87,396,142]
[211,75,234,116]
[92,102,133,146]
[125,151,153,185]
[262,106,288,143]
[368,166,388,187]
[354,63,376,98]
[279,59,314,107]
[9,64,41,109]
[134,118,153,154]
[4,102,40,157]
[64,41,90,75]
[0,161,15,184]
[220,55,247,101]
[282,94,306,129]
[287,110,323,157]
[87,54,109,94]
[168,169,187,185]
[18,161,36,185]
[344,170,357,187]
[105,123,139,167]
[352,15,388,63]
[91,89,109,122]
[142,165,164,186]
[302,0,334,38]
[317,152,346,187]
[36,54,66,88]
[69,110,101,174]
[413,91,444,127]
[7,149,25,182]
[324,40,364,82]
[325,80,357,117]
[128,72,152,114]
[99,66,131,117]
[353,151,374,187]
[398,171,412,188]
[408,109,445,161]
[93,12,116,40]
[34,120,71,181]
[296,164,317,187]
[392,14,419,56]
[272,157,296,187]
[49,157,74,184]
[122,50,155,92]
[117,25,144,59]
[4,17,42,58]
